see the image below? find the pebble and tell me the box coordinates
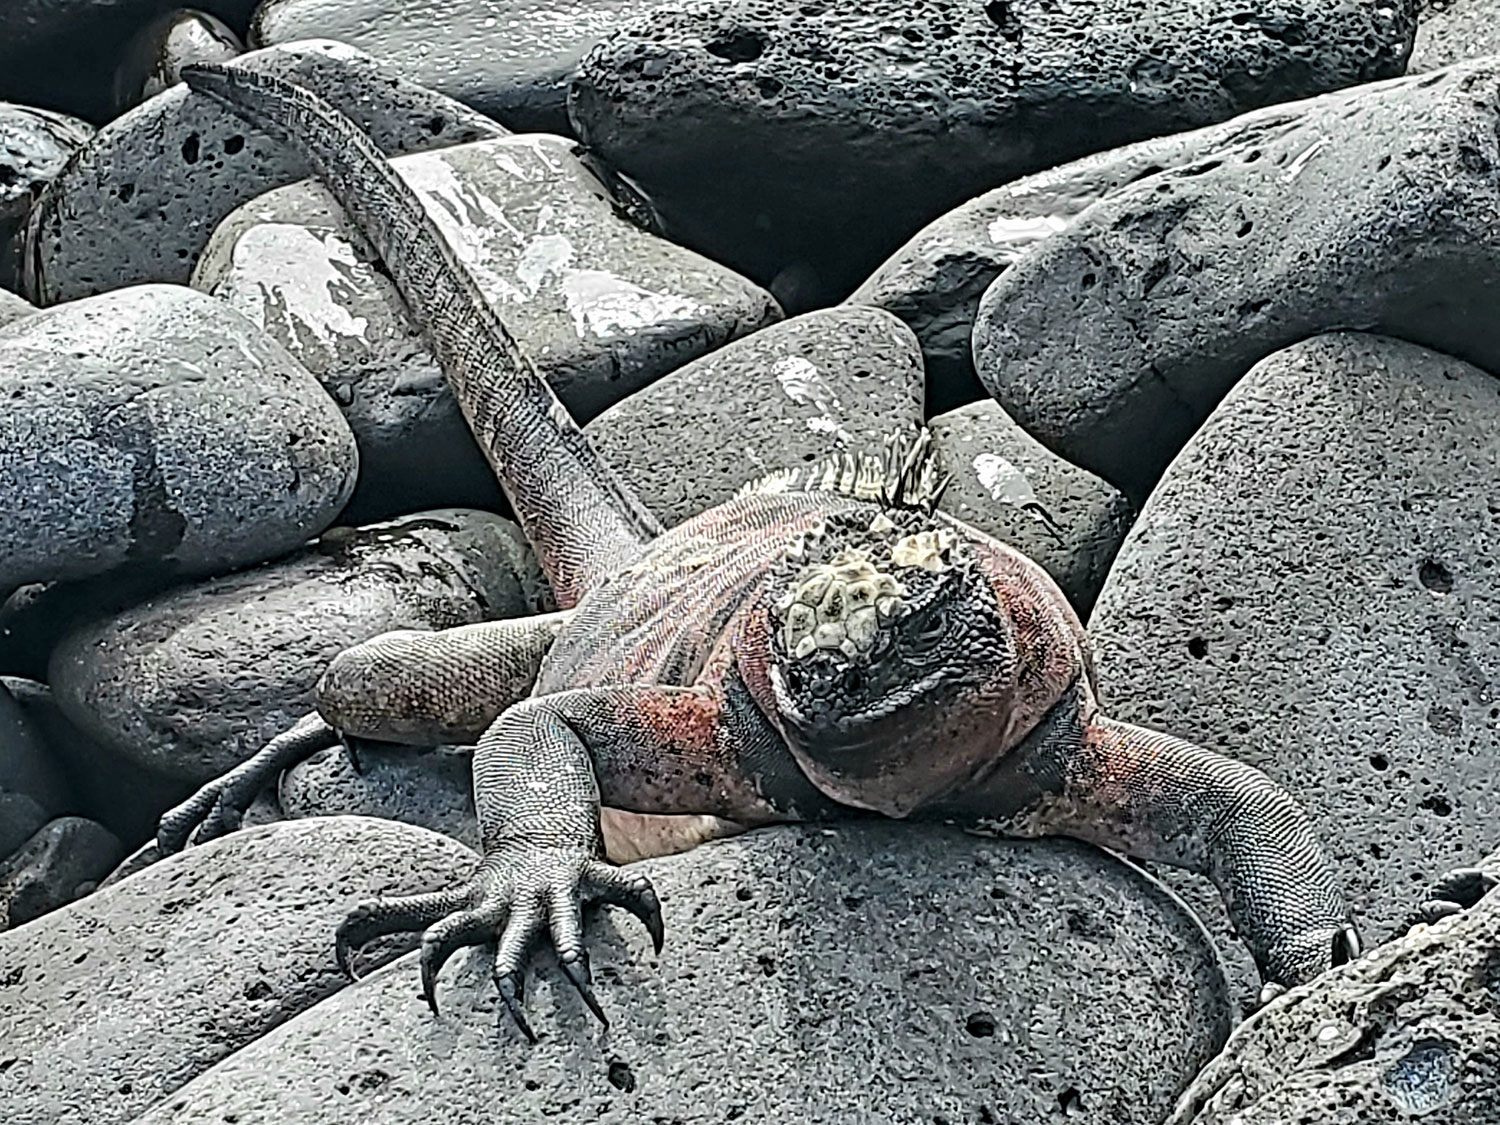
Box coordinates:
[1088,333,1500,1005]
[24,39,509,305]
[0,282,357,591]
[569,0,1417,303]
[47,509,548,782]
[0,816,478,1125]
[195,131,779,521]
[974,59,1500,498]
[135,826,1232,1125]
[0,815,123,929]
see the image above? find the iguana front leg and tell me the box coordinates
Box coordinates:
[337,683,825,1037]
[929,685,1358,1000]
[157,612,568,853]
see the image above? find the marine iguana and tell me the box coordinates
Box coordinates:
[159,62,1360,1039]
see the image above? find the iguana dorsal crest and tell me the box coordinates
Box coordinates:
[738,428,949,515]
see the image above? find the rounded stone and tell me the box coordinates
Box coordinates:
[23,40,509,305]
[569,0,1416,303]
[0,681,74,858]
[112,8,246,115]
[133,825,1233,1124]
[584,306,922,527]
[974,59,1500,499]
[0,816,478,1125]
[1409,0,1500,72]
[1088,333,1500,1006]
[0,103,91,293]
[0,816,124,929]
[48,509,548,782]
[0,283,357,591]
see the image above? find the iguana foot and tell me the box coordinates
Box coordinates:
[336,847,663,1041]
[157,712,339,854]
[1407,866,1499,931]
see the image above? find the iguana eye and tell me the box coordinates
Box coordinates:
[904,606,947,655]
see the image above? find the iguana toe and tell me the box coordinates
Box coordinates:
[494,971,536,1043]
[419,900,509,1015]
[560,951,609,1029]
[336,886,473,980]
[583,859,665,954]
[1406,866,1498,932]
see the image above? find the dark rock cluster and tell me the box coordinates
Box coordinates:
[0,0,1495,1121]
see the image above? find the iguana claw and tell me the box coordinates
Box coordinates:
[495,971,536,1042]
[561,951,609,1028]
[1407,866,1499,931]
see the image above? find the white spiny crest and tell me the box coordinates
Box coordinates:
[737,427,949,514]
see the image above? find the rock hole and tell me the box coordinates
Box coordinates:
[181,134,200,164]
[117,183,136,203]
[1058,1087,1084,1115]
[965,1011,996,1037]
[427,115,446,135]
[1418,560,1453,593]
[842,895,863,909]
[1236,298,1269,317]
[223,135,244,155]
[983,0,1021,39]
[1418,794,1452,817]
[242,979,272,1000]
[1236,220,1253,237]
[1242,148,1261,163]
[757,953,777,976]
[1377,154,1392,171]
[1187,637,1208,658]
[1369,753,1389,771]
[735,886,753,901]
[706,29,767,63]
[607,1059,637,1092]
[757,75,783,97]
[1369,842,1384,859]
[1080,272,1096,290]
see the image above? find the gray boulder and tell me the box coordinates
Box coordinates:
[585,306,921,527]
[0,104,91,293]
[133,825,1232,1125]
[194,133,780,521]
[0,816,477,1125]
[251,0,659,133]
[1088,333,1500,1006]
[0,680,73,857]
[0,283,356,591]
[1409,0,1500,71]
[279,741,479,849]
[847,93,1358,412]
[569,0,1415,304]
[0,287,34,328]
[974,59,1500,498]
[112,8,245,115]
[23,40,508,305]
[0,815,123,929]
[1167,854,1500,1124]
[48,509,547,782]
[928,400,1132,614]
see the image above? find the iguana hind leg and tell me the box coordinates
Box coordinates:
[157,612,568,854]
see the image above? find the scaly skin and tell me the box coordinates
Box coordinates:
[161,62,1359,1039]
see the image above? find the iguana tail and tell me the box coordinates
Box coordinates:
[180,63,662,607]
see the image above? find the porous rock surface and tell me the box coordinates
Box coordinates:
[584,306,922,527]
[24,39,509,305]
[1409,0,1500,71]
[0,288,35,328]
[928,400,1132,613]
[0,815,124,929]
[1088,333,1500,1003]
[849,92,1359,411]
[0,283,357,591]
[0,103,92,290]
[47,509,547,782]
[569,0,1416,302]
[135,825,1232,1125]
[195,132,779,520]
[1167,855,1500,1124]
[0,817,478,1125]
[251,0,660,133]
[974,59,1500,498]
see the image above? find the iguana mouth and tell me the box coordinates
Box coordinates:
[768,662,948,743]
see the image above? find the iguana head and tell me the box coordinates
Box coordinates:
[765,508,1016,816]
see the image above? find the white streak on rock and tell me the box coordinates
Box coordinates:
[774,357,852,443]
[229,224,370,355]
[973,452,1040,508]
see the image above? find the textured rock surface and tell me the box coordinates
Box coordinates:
[0,815,123,928]
[195,133,779,520]
[975,60,1500,498]
[928,400,1132,614]
[136,825,1232,1125]
[0,817,477,1125]
[0,287,35,328]
[1410,0,1500,71]
[0,103,92,291]
[570,0,1416,302]
[0,681,74,857]
[280,741,479,849]
[848,95,1350,411]
[0,283,357,591]
[252,0,660,133]
[112,8,245,114]
[2,677,190,848]
[1089,333,1500,1005]
[24,40,508,305]
[1168,861,1500,1124]
[585,306,921,527]
[48,509,548,782]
